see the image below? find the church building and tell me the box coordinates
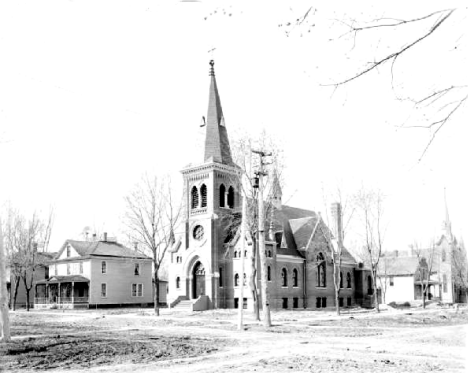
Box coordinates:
[167,61,372,311]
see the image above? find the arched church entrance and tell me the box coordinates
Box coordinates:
[192,261,205,299]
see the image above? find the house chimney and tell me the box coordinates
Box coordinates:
[331,202,343,246]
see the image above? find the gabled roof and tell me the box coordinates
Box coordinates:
[378,257,422,276]
[55,240,151,260]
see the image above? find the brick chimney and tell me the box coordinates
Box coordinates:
[330,202,343,247]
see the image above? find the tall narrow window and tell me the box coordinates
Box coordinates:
[219,268,223,287]
[234,273,239,287]
[200,184,207,208]
[66,245,71,257]
[293,268,298,287]
[281,268,288,287]
[346,272,351,288]
[267,266,271,281]
[219,184,226,207]
[191,186,199,209]
[134,263,140,276]
[367,275,373,295]
[340,272,343,288]
[317,252,326,287]
[442,249,446,262]
[101,283,107,297]
[176,277,180,289]
[227,186,235,208]
[101,261,107,274]
[443,274,448,293]
[243,273,247,286]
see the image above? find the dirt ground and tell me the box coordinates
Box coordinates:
[1,304,467,373]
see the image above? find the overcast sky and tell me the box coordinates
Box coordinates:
[1,1,466,253]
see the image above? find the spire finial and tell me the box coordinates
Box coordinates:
[209,60,215,76]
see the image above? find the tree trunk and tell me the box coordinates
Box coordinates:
[153,265,160,316]
[0,222,11,342]
[333,262,341,316]
[23,277,32,312]
[12,276,20,311]
[249,240,260,321]
[372,269,379,312]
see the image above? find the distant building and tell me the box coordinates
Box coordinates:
[35,236,158,309]
[377,194,467,304]
[167,61,372,311]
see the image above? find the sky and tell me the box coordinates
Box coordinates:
[1,1,467,253]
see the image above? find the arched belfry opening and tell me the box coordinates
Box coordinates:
[192,261,205,299]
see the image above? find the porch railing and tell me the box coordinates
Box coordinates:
[34,296,89,305]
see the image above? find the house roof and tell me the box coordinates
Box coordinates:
[378,257,421,276]
[56,240,151,260]
[37,275,90,284]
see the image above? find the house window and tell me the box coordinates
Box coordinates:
[79,262,83,274]
[389,276,394,286]
[219,268,223,287]
[234,251,238,258]
[367,275,373,295]
[227,186,235,208]
[242,298,248,309]
[234,273,239,287]
[340,272,343,288]
[101,283,107,297]
[293,297,299,308]
[219,184,226,207]
[293,269,298,287]
[317,252,326,287]
[443,274,447,293]
[66,245,71,257]
[339,297,344,307]
[281,268,288,287]
[244,250,248,258]
[191,186,199,209]
[176,277,180,289]
[67,263,71,275]
[346,272,352,288]
[132,283,143,297]
[442,249,446,262]
[134,263,140,276]
[268,250,272,258]
[234,297,239,309]
[243,273,247,286]
[347,297,352,307]
[200,184,207,208]
[101,261,107,274]
[267,266,271,281]
[45,267,49,280]
[282,298,288,309]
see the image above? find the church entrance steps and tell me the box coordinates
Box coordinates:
[172,300,194,312]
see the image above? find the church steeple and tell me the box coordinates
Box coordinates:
[204,60,233,165]
[443,188,453,242]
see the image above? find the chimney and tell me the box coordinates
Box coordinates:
[331,202,343,246]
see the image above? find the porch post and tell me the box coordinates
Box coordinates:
[72,282,75,305]
[58,283,61,304]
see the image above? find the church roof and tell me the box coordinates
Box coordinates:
[204,60,234,166]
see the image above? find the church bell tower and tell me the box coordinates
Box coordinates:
[170,61,240,309]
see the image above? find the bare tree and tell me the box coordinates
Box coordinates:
[124,174,181,316]
[4,207,54,311]
[284,7,467,160]
[225,132,284,323]
[0,218,11,342]
[412,240,437,309]
[354,187,386,311]
[452,239,468,303]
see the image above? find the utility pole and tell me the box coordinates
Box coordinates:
[238,175,247,331]
[252,149,271,328]
[0,218,11,342]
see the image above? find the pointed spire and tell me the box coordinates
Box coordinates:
[271,169,282,210]
[204,60,233,165]
[444,187,453,242]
